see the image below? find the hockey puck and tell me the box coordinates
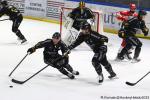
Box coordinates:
[9,85,13,88]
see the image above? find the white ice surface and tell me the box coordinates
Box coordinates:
[0,18,150,100]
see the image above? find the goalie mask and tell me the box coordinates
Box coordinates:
[79,1,85,8]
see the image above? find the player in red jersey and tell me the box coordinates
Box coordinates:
[116,3,138,60]
[116,3,138,21]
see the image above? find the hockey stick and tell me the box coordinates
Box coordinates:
[11,51,70,84]
[12,64,50,84]
[0,19,9,21]
[9,53,29,77]
[126,71,150,86]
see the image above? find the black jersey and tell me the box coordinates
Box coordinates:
[124,17,148,37]
[69,31,108,53]
[34,39,68,58]
[69,7,94,21]
[68,7,94,31]
[0,5,21,20]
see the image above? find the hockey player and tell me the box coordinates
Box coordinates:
[0,0,27,44]
[62,1,95,45]
[68,22,116,83]
[116,3,138,60]
[27,32,79,79]
[68,1,95,31]
[116,3,138,21]
[118,10,149,62]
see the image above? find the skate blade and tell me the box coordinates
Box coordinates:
[16,41,28,45]
[21,41,28,45]
[109,76,119,80]
[131,60,141,63]
[124,57,132,61]
[114,58,123,62]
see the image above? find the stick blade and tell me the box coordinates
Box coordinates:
[125,81,136,86]
[11,79,24,84]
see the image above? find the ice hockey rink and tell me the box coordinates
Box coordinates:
[0,18,150,100]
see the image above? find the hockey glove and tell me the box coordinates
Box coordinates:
[142,28,149,36]
[68,45,74,50]
[118,29,125,38]
[101,36,108,43]
[63,49,71,57]
[27,47,36,54]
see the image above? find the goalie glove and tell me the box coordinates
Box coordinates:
[87,18,95,26]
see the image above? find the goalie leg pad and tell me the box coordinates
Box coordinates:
[62,27,80,46]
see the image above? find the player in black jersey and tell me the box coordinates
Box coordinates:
[0,1,27,44]
[68,1,95,31]
[27,32,79,79]
[62,1,95,46]
[68,22,116,83]
[118,10,149,62]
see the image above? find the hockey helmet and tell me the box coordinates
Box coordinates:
[1,0,8,6]
[79,1,85,8]
[52,32,61,39]
[129,3,136,10]
[80,22,91,30]
[138,10,147,16]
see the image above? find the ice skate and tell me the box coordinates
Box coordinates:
[131,58,141,63]
[72,70,79,75]
[67,73,75,79]
[20,39,27,44]
[98,73,104,83]
[115,53,124,61]
[108,72,117,79]
[124,53,132,60]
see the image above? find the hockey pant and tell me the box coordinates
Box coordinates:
[12,15,26,40]
[92,45,115,76]
[44,55,73,75]
[120,36,142,59]
[118,39,133,54]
